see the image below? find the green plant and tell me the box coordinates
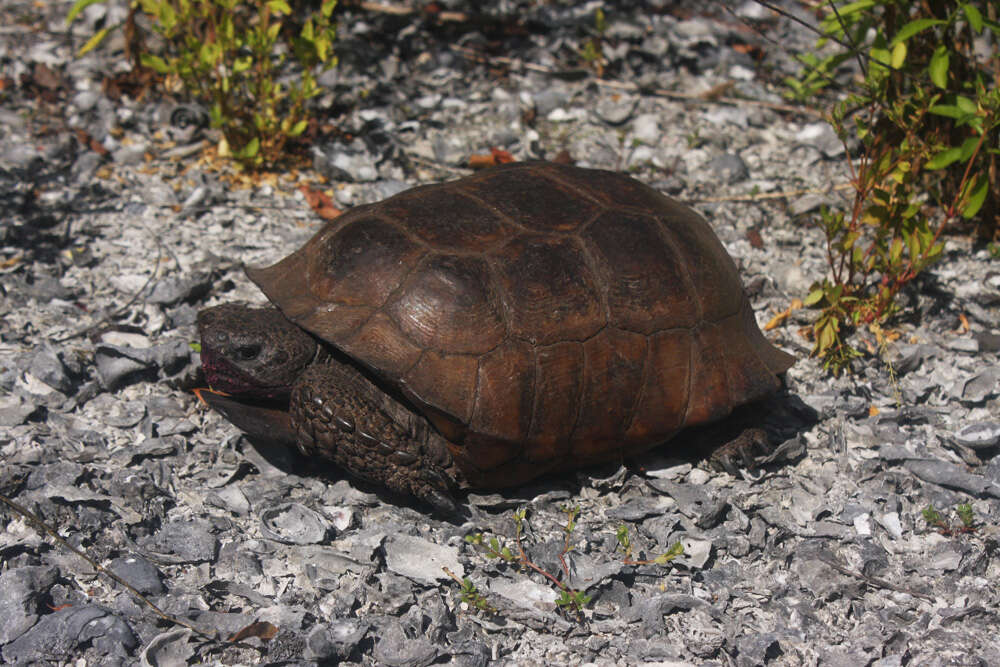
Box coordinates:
[783,50,852,102]
[461,509,685,618]
[955,502,975,528]
[68,0,337,168]
[923,503,977,535]
[785,0,999,372]
[465,507,592,616]
[442,568,497,615]
[578,8,608,75]
[615,524,684,566]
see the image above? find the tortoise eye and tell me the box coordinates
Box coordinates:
[235,344,261,361]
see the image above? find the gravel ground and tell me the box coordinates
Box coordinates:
[2,1,999,665]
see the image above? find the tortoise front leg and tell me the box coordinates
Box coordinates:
[290,359,461,515]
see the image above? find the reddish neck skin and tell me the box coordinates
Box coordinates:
[200,344,292,403]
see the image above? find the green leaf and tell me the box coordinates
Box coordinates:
[158,2,177,32]
[221,14,234,42]
[925,145,962,170]
[301,17,315,41]
[899,236,912,265]
[890,18,944,46]
[961,175,989,219]
[832,0,875,17]
[322,0,337,18]
[957,135,980,162]
[928,104,967,119]
[890,41,906,69]
[77,26,110,56]
[140,53,170,74]
[869,46,891,71]
[238,137,260,159]
[288,119,309,137]
[209,103,224,127]
[929,46,949,89]
[956,96,978,114]
[233,55,252,73]
[815,319,837,355]
[268,0,293,13]
[315,38,330,63]
[962,3,984,33]
[66,0,107,25]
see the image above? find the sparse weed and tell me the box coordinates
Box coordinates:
[922,503,978,536]
[459,508,685,619]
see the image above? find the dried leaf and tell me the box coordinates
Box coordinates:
[75,129,110,156]
[490,147,515,164]
[229,620,279,643]
[468,153,498,169]
[298,184,342,220]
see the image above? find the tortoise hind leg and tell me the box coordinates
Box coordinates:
[290,359,461,515]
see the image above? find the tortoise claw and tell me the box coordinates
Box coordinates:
[419,485,462,519]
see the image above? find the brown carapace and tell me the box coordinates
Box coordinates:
[198,162,794,512]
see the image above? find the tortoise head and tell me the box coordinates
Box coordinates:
[196,304,318,402]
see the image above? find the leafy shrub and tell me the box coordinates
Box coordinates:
[68,0,337,168]
[785,0,999,371]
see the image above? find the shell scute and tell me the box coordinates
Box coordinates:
[385,254,506,354]
[378,185,512,252]
[582,210,699,334]
[464,164,604,232]
[492,235,605,344]
[308,217,424,307]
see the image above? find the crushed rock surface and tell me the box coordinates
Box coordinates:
[1,0,999,665]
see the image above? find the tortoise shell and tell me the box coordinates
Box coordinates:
[247,162,794,487]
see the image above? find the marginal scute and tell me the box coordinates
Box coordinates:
[466,165,604,232]
[656,207,743,322]
[626,329,691,440]
[685,322,734,425]
[582,210,699,333]
[386,254,506,354]
[469,339,536,444]
[741,300,797,376]
[572,328,647,459]
[718,303,790,405]
[493,236,604,344]
[524,341,583,463]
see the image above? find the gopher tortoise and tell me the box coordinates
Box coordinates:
[197,161,794,511]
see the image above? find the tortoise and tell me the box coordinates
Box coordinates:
[197,161,794,512]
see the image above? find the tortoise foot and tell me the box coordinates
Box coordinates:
[290,360,461,515]
[707,427,772,474]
